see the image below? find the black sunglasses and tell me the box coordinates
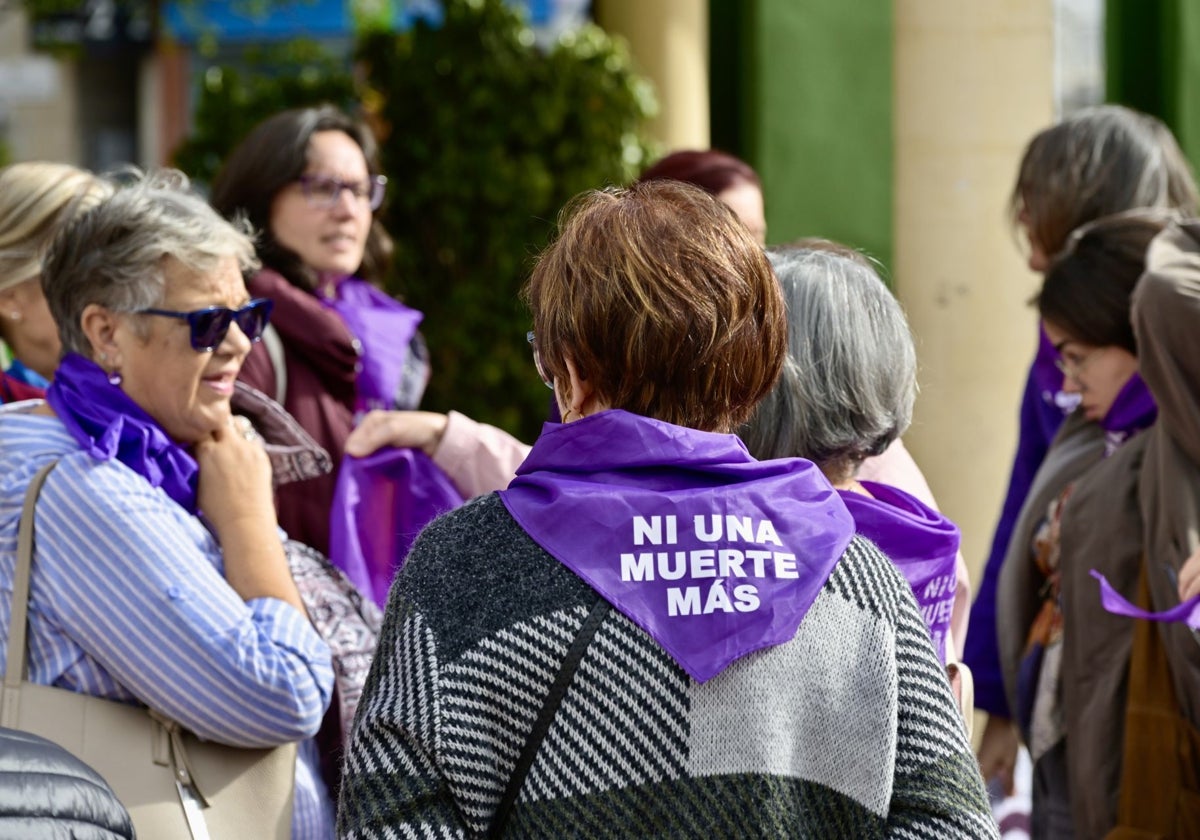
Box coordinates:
[137,298,274,352]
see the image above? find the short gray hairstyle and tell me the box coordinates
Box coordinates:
[42,168,259,357]
[739,245,917,482]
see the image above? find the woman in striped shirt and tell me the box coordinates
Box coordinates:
[0,170,336,838]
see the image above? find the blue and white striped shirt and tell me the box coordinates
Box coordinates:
[0,405,336,838]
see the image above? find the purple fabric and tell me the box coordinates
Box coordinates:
[322,277,423,414]
[498,410,856,683]
[330,447,465,608]
[965,325,1072,716]
[46,353,199,513]
[1091,570,1200,629]
[841,481,961,664]
[1100,372,1157,451]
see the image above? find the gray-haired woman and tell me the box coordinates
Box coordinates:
[741,244,971,696]
[0,170,336,838]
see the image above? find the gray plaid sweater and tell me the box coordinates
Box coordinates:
[338,494,997,839]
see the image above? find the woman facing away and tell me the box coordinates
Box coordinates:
[340,147,771,495]
[338,180,996,838]
[0,162,112,402]
[739,245,967,696]
[968,104,1200,792]
[993,213,1167,838]
[0,170,336,838]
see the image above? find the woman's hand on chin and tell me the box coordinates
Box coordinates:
[194,417,305,612]
[195,416,276,533]
[345,409,448,458]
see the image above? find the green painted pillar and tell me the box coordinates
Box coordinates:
[716,0,893,269]
[1107,0,1200,169]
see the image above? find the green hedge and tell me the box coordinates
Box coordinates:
[359,0,656,438]
[174,0,655,440]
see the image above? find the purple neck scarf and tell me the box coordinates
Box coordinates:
[1091,570,1200,629]
[330,447,466,608]
[321,276,424,414]
[46,353,199,513]
[1101,372,1157,455]
[499,410,855,683]
[839,482,961,664]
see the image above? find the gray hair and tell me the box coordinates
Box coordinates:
[739,246,917,483]
[42,168,259,357]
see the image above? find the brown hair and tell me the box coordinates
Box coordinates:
[210,105,393,291]
[1012,105,1198,263]
[637,149,761,196]
[1036,211,1173,354]
[525,180,784,433]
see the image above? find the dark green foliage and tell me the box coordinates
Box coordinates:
[171,40,357,185]
[358,0,656,439]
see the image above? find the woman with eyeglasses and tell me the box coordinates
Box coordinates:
[211,105,432,558]
[993,213,1167,838]
[0,170,336,837]
[969,105,1200,799]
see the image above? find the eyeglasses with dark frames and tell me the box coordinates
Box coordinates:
[296,174,387,211]
[137,298,274,352]
[527,331,553,390]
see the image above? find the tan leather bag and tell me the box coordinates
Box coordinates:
[1,461,297,839]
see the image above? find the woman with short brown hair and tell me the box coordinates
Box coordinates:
[339,180,995,838]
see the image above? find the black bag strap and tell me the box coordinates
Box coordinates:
[489,594,611,838]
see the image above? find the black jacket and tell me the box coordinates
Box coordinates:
[0,726,134,839]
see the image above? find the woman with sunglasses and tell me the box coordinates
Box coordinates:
[0,170,336,838]
[211,105,430,557]
[994,212,1167,837]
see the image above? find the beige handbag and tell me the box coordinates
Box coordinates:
[1,461,297,839]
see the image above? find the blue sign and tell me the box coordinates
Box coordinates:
[164,0,565,44]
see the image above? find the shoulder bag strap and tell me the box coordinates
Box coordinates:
[489,594,611,839]
[2,460,59,722]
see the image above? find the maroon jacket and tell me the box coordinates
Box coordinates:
[0,372,45,404]
[239,269,361,555]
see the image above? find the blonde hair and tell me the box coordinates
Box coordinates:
[0,162,114,292]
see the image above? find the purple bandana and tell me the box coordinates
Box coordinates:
[330,447,466,608]
[1100,372,1157,455]
[839,482,961,663]
[46,353,200,512]
[322,276,424,414]
[499,410,855,683]
[1091,570,1200,629]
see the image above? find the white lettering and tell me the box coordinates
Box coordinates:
[620,552,654,582]
[703,580,735,613]
[773,552,798,579]
[691,549,716,578]
[668,586,701,616]
[633,516,661,546]
[756,519,782,546]
[718,548,747,577]
[658,551,687,581]
[695,514,721,542]
[726,515,755,542]
[734,584,760,612]
[746,549,771,577]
